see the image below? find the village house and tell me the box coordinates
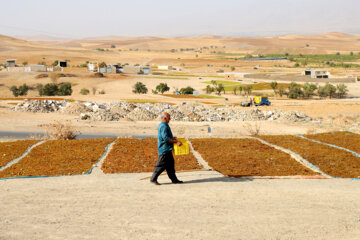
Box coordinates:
[303,69,330,78]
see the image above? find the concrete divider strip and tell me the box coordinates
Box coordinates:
[296,135,360,159]
[0,140,47,172]
[186,138,212,170]
[249,136,331,178]
[87,139,117,175]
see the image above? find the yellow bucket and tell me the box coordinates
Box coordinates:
[173,138,189,155]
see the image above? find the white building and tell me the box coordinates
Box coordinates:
[158,65,173,70]
[303,69,330,79]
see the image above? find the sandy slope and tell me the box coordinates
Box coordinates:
[0,171,359,240]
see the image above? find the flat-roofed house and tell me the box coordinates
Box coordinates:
[303,69,330,78]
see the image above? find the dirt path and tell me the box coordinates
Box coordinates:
[0,172,359,240]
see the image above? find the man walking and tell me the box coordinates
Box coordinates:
[150,112,183,185]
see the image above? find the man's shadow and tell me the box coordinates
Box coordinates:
[161,176,253,185]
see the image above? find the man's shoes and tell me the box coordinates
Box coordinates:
[150,180,161,185]
[172,180,184,184]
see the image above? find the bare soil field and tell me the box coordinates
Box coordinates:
[1,33,360,239]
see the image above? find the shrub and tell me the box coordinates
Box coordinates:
[99,90,106,94]
[80,88,90,95]
[111,44,116,48]
[42,83,58,96]
[152,89,158,94]
[43,121,80,140]
[22,61,28,66]
[180,86,195,94]
[155,83,170,94]
[10,84,29,97]
[132,82,148,94]
[58,83,72,96]
[52,60,58,66]
[137,70,144,75]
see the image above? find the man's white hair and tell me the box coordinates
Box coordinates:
[161,112,169,119]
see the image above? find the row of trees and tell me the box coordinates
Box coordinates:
[270,81,348,99]
[10,83,72,97]
[205,80,253,96]
[132,82,195,95]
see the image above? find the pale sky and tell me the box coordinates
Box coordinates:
[1,0,359,38]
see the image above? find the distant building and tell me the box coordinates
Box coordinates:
[218,72,250,80]
[6,59,17,67]
[158,65,173,70]
[303,69,330,78]
[122,66,151,74]
[58,61,67,67]
[99,65,112,73]
[112,64,123,73]
[30,64,47,72]
[88,62,97,72]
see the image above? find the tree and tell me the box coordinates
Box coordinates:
[205,85,214,94]
[215,84,225,95]
[278,86,286,97]
[22,61,28,66]
[317,86,328,98]
[270,81,278,95]
[288,82,303,99]
[155,83,170,94]
[230,66,235,71]
[233,86,237,95]
[132,82,148,94]
[10,84,29,97]
[180,86,195,94]
[238,85,243,95]
[243,85,253,95]
[98,62,106,68]
[52,60,58,66]
[302,83,317,98]
[42,83,58,96]
[350,51,354,56]
[323,83,337,99]
[336,84,348,98]
[211,80,217,87]
[58,83,72,96]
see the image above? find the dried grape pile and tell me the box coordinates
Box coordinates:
[305,131,360,153]
[190,138,317,177]
[0,138,114,178]
[0,140,39,168]
[259,135,360,178]
[101,138,201,173]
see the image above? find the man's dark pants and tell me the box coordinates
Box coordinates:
[151,151,178,182]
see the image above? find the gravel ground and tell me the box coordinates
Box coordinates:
[0,171,359,240]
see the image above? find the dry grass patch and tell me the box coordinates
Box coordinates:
[258,135,360,178]
[0,138,115,178]
[305,131,360,153]
[0,140,39,168]
[190,138,317,177]
[102,138,201,173]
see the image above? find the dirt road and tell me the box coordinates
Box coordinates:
[0,171,359,240]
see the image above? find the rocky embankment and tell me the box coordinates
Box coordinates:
[13,100,313,122]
